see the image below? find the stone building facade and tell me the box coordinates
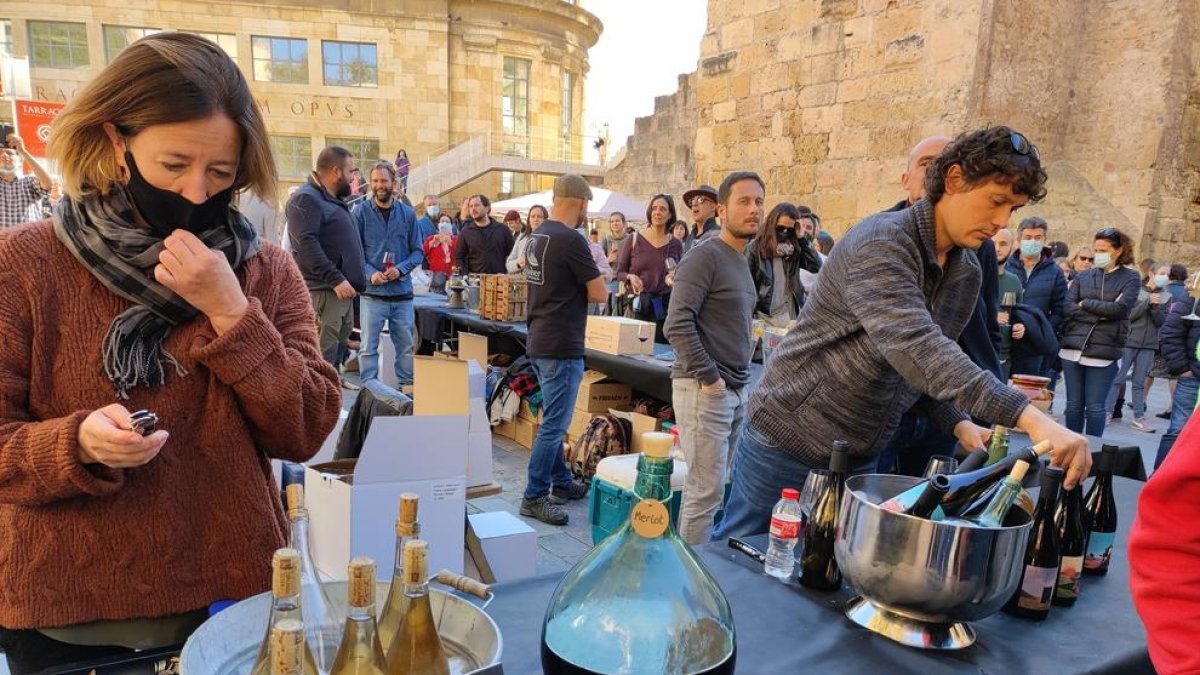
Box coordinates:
[605,0,1200,262]
[0,0,600,203]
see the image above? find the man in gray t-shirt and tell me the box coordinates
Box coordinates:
[664,172,760,545]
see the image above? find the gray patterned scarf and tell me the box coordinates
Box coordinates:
[53,188,261,399]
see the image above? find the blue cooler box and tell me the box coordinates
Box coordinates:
[589,453,688,544]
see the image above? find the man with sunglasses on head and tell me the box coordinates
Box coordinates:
[713,126,1092,542]
[1005,216,1068,379]
[682,183,721,250]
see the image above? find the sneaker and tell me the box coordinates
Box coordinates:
[1105,413,1114,425]
[1130,418,1157,433]
[340,376,361,391]
[552,480,590,502]
[1156,410,1172,420]
[521,496,569,526]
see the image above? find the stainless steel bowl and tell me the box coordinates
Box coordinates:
[835,474,1033,650]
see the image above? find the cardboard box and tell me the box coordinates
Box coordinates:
[518,397,543,423]
[512,417,539,449]
[493,419,517,441]
[467,512,537,583]
[413,356,493,488]
[567,407,592,441]
[457,331,489,371]
[575,370,633,413]
[585,316,655,356]
[304,416,466,582]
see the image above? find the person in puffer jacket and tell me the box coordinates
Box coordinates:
[1058,227,1140,437]
[1105,269,1166,432]
[1153,274,1200,468]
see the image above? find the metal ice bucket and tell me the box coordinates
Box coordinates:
[180,579,502,673]
[834,474,1033,650]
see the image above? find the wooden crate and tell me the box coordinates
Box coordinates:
[479,274,528,321]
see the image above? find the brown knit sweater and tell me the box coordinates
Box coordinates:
[0,221,342,630]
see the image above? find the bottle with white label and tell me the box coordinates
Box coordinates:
[1004,466,1064,621]
[764,488,802,580]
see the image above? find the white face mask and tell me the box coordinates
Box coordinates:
[0,166,15,178]
[1093,252,1113,269]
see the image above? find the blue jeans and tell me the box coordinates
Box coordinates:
[1155,375,1198,469]
[711,424,873,541]
[1106,348,1156,419]
[1061,359,1120,437]
[524,357,585,500]
[873,412,956,477]
[360,296,415,385]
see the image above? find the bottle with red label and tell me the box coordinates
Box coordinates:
[764,488,802,580]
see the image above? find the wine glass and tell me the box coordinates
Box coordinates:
[382,251,395,271]
[1184,297,1200,321]
[800,469,835,522]
[923,455,959,479]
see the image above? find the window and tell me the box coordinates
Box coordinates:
[327,137,381,165]
[501,57,530,155]
[270,136,312,178]
[322,40,377,87]
[251,36,308,83]
[500,171,527,197]
[28,21,89,69]
[103,26,160,63]
[191,31,238,59]
[0,20,13,56]
[561,71,575,158]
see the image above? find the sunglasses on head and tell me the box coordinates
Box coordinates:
[1010,131,1041,161]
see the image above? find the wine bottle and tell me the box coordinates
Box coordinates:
[541,432,736,674]
[1083,444,1119,576]
[830,440,849,494]
[800,477,842,591]
[970,460,1029,528]
[956,448,989,474]
[331,558,388,674]
[887,441,1051,518]
[252,549,320,675]
[985,426,1010,466]
[385,540,451,675]
[270,619,316,675]
[1054,484,1086,606]
[1004,466,1064,620]
[286,484,340,672]
[880,474,949,520]
[378,493,420,651]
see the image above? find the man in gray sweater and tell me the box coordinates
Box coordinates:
[665,172,760,545]
[712,126,1092,541]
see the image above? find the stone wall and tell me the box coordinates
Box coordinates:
[604,0,1200,263]
[601,72,698,207]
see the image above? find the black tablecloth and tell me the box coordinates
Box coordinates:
[484,476,1152,674]
[414,295,763,401]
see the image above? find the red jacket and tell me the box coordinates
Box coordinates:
[424,233,457,275]
[1129,414,1200,674]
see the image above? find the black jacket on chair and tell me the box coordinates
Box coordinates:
[1060,266,1141,361]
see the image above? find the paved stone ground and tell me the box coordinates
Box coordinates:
[341,368,1174,575]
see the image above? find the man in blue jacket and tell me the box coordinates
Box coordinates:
[1005,216,1068,377]
[352,161,425,387]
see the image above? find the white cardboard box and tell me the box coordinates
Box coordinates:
[304,415,466,582]
[468,511,537,583]
[414,356,493,488]
[585,316,656,356]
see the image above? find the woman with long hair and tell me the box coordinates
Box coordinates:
[1068,246,1094,281]
[745,202,821,326]
[0,33,340,671]
[616,194,683,343]
[505,205,542,273]
[394,148,410,192]
[603,211,629,265]
[1059,227,1141,436]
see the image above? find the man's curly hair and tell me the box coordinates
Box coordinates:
[924,126,1048,204]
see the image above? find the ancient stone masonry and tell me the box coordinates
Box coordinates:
[606,0,1200,262]
[602,72,699,207]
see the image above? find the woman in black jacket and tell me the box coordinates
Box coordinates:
[744,203,822,327]
[1059,227,1141,437]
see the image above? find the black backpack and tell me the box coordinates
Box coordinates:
[568,414,633,482]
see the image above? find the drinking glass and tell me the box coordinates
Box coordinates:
[382,251,396,270]
[923,455,959,479]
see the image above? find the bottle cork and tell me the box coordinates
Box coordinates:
[1031,440,1054,456]
[272,548,301,598]
[641,432,673,459]
[347,557,376,608]
[1009,460,1030,483]
[994,425,1007,436]
[402,540,429,586]
[285,484,304,518]
[270,618,305,675]
[396,493,420,537]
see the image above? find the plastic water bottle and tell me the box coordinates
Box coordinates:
[764,488,803,580]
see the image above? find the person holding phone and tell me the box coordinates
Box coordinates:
[0,129,53,228]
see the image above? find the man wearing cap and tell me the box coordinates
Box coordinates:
[455,194,513,274]
[520,175,609,525]
[683,183,720,249]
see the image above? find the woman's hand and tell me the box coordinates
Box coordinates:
[77,404,169,468]
[626,274,644,294]
[155,230,249,334]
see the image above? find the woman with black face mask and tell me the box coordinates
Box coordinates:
[744,202,822,327]
[0,33,341,673]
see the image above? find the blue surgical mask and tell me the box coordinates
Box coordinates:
[1093,252,1113,269]
[1019,240,1043,257]
[1154,274,1169,287]
[427,205,440,217]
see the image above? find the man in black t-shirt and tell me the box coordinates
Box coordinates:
[520,175,609,525]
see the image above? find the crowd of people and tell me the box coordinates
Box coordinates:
[0,31,1195,675]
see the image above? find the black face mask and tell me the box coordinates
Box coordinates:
[124,151,233,237]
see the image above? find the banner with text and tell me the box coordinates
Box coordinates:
[13,99,65,158]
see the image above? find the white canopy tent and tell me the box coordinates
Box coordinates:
[490,187,647,220]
